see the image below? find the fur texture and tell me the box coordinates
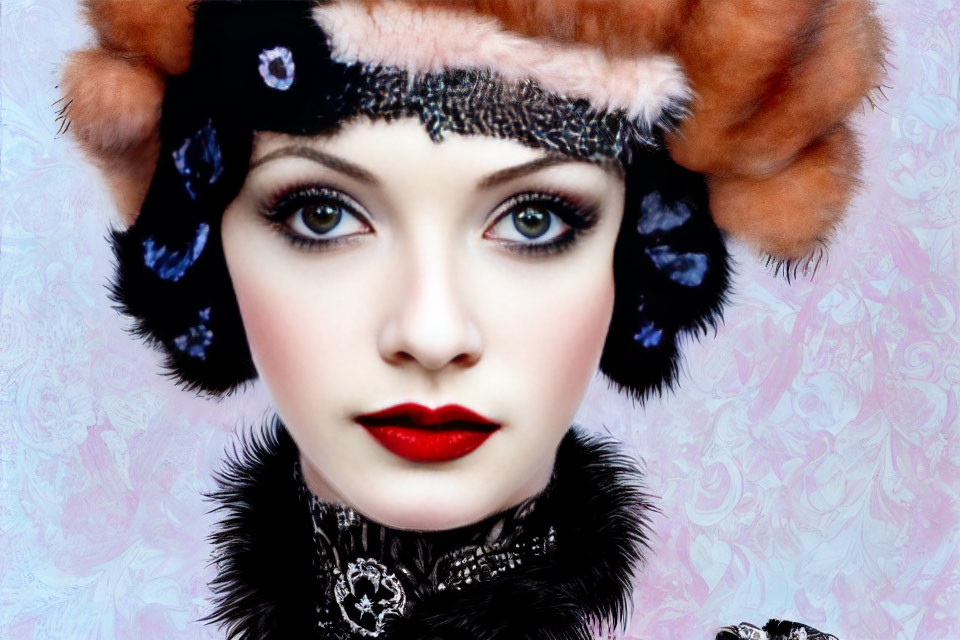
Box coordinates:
[204,418,655,639]
[708,125,862,260]
[314,1,690,127]
[97,0,729,400]
[470,0,695,54]
[59,48,163,222]
[82,0,194,74]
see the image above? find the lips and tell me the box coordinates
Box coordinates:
[355,403,501,463]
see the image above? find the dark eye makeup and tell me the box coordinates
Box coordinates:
[484,191,599,257]
[259,184,372,252]
[257,183,600,257]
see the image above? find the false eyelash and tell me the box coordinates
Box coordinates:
[257,183,372,252]
[258,183,600,256]
[260,183,366,225]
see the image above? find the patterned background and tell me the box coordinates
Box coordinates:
[1,1,957,639]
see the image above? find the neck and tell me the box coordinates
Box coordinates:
[296,443,559,532]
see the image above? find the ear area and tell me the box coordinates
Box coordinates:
[60,48,165,226]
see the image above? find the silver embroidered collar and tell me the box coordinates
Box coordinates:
[294,462,557,638]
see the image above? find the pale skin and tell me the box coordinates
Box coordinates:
[221,117,626,531]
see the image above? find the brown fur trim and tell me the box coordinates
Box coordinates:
[62,0,886,259]
[82,0,194,75]
[470,0,695,54]
[708,125,862,260]
[60,48,163,224]
[668,0,886,176]
[59,48,164,154]
[93,139,161,227]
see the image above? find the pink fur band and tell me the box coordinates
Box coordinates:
[313,1,690,129]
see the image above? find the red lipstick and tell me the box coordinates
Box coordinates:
[355,403,501,463]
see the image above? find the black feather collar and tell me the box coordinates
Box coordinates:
[203,418,655,639]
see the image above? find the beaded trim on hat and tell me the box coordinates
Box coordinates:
[352,66,651,166]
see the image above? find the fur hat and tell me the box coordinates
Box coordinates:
[61,0,886,262]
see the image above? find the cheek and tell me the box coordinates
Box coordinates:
[495,264,615,410]
[221,214,363,416]
[232,269,373,408]
[545,280,614,397]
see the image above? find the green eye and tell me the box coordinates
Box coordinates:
[300,203,345,235]
[263,186,372,250]
[512,207,552,239]
[484,191,599,257]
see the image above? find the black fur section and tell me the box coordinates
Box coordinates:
[600,144,731,403]
[107,91,257,397]
[201,418,319,638]
[202,419,656,639]
[106,0,362,397]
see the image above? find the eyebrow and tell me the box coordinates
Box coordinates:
[249,146,618,188]
[476,155,586,189]
[249,145,380,185]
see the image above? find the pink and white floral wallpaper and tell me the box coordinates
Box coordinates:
[1,1,957,638]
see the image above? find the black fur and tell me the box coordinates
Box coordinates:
[600,148,730,403]
[106,0,731,400]
[203,419,656,639]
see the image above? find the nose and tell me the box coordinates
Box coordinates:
[377,239,483,372]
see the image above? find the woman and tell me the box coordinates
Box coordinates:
[59,0,885,638]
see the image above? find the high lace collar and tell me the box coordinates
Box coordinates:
[203,417,654,639]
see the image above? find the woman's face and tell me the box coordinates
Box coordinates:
[221,117,625,530]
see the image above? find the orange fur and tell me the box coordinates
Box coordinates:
[60,48,164,153]
[94,138,162,226]
[708,125,862,259]
[61,47,163,222]
[668,0,886,176]
[471,0,694,54]
[82,0,194,74]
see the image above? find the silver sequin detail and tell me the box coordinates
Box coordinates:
[292,462,559,636]
[355,67,650,164]
[720,622,839,640]
[436,524,557,592]
[732,624,769,640]
[259,46,295,91]
[334,558,406,637]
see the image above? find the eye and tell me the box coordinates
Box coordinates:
[262,185,371,249]
[484,192,598,256]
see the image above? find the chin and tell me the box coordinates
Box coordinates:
[352,481,510,532]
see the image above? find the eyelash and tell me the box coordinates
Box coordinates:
[258,184,600,257]
[486,191,599,257]
[259,184,370,252]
